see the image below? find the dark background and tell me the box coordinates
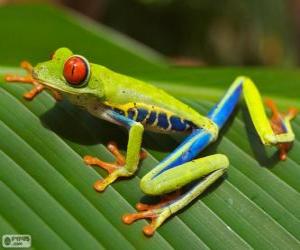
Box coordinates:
[3,0,300,66]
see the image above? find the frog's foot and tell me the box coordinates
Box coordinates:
[4,61,61,101]
[83,141,147,192]
[122,191,181,236]
[266,99,298,160]
[123,208,170,236]
[135,190,181,211]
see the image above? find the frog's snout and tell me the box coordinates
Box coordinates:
[32,64,47,80]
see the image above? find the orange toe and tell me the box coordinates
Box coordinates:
[143,225,155,236]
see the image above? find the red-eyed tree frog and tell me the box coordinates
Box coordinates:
[4,48,298,236]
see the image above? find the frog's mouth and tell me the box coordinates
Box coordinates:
[32,70,82,96]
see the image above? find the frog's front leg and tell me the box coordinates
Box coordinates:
[4,61,61,100]
[84,110,146,192]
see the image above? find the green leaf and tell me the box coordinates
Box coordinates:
[0,4,299,250]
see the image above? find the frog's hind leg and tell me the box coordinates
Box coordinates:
[123,154,228,236]
[5,61,61,100]
[135,190,181,212]
[122,127,231,236]
[239,77,298,159]
[210,76,298,159]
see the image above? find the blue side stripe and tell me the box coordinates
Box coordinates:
[153,80,243,178]
[157,113,169,129]
[136,108,148,122]
[146,111,157,125]
[127,109,135,119]
[170,116,187,131]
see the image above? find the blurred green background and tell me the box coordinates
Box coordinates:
[2,0,300,66]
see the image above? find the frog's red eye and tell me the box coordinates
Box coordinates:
[63,55,90,86]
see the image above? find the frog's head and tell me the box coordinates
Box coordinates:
[32,47,104,98]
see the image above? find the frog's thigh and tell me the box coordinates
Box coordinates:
[140,154,229,196]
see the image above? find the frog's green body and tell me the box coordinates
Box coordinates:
[35,48,217,135]
[5,48,297,236]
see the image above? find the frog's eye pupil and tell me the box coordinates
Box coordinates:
[63,56,89,86]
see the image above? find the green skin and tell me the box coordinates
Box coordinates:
[30,47,296,235]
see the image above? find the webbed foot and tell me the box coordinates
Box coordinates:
[122,191,181,236]
[266,99,298,160]
[84,141,147,192]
